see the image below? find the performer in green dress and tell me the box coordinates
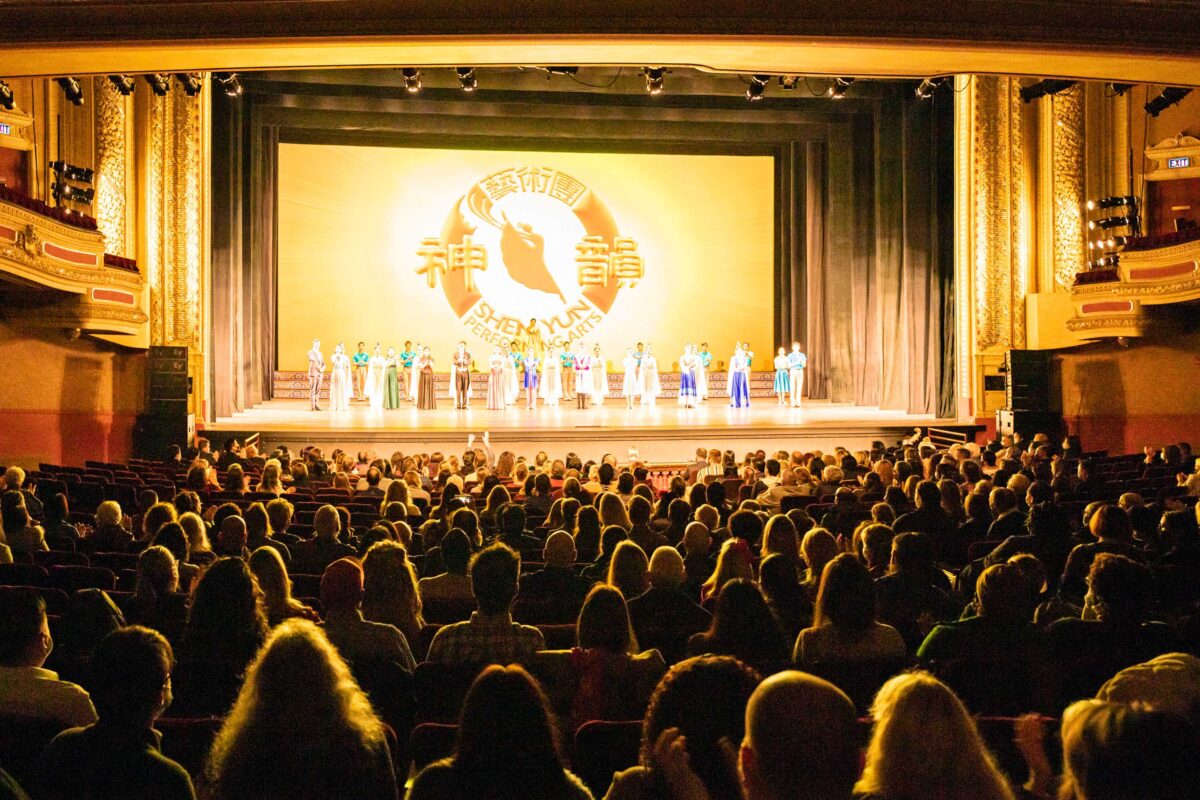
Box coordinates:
[384,347,402,409]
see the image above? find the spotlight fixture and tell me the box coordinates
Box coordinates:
[914,77,949,100]
[1019,79,1076,103]
[1089,255,1121,269]
[1144,87,1192,117]
[49,160,94,184]
[1086,195,1137,211]
[544,66,579,76]
[144,73,171,96]
[1088,214,1140,232]
[778,76,801,91]
[644,67,665,95]
[0,80,13,111]
[107,75,136,96]
[400,68,422,93]
[55,77,85,106]
[175,73,203,96]
[213,72,243,97]
[828,77,855,99]
[746,74,770,102]
[456,67,477,92]
[1108,82,1134,96]
[52,182,95,206]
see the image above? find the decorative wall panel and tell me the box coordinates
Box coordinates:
[93,78,128,257]
[1051,90,1086,291]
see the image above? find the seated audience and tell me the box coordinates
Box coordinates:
[248,546,319,628]
[627,496,668,555]
[123,545,189,647]
[40,493,79,544]
[1059,503,1143,602]
[1,491,47,554]
[361,539,425,647]
[319,556,415,671]
[417,528,475,604]
[874,532,959,653]
[607,540,650,601]
[408,664,592,800]
[757,553,811,642]
[892,481,956,558]
[89,500,134,552]
[794,554,906,666]
[206,619,397,800]
[291,505,356,574]
[0,589,97,728]
[517,530,595,624]
[628,546,711,665]
[37,626,194,800]
[582,525,628,582]
[425,543,545,665]
[700,538,755,605]
[687,579,789,672]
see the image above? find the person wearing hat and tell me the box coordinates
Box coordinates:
[319,557,415,672]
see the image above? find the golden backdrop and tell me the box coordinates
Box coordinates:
[277,143,774,370]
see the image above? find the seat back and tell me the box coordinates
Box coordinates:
[803,657,913,715]
[157,717,223,781]
[408,723,459,772]
[33,550,89,568]
[572,720,643,799]
[47,565,116,593]
[413,662,480,723]
[0,563,48,587]
[0,714,68,786]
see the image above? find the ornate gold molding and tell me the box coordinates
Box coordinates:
[93,78,128,257]
[1050,91,1086,291]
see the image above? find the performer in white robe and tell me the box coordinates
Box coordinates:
[408,341,422,401]
[507,343,524,405]
[590,345,607,406]
[539,345,563,406]
[697,342,713,401]
[639,345,662,406]
[329,344,351,412]
[367,344,387,410]
[622,348,640,409]
[500,340,516,405]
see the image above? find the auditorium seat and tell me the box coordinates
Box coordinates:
[33,550,89,568]
[290,573,322,598]
[0,563,48,587]
[0,584,68,615]
[421,597,475,625]
[89,552,139,572]
[0,714,69,787]
[572,720,643,798]
[46,565,116,593]
[413,662,480,723]
[802,657,914,715]
[535,623,577,650]
[409,722,458,772]
[157,717,223,780]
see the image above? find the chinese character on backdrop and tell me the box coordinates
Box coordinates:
[610,237,644,288]
[575,235,610,287]
[415,238,449,288]
[447,234,488,293]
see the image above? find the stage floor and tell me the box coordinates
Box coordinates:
[208,398,967,462]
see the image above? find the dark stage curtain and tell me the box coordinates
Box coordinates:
[785,86,954,416]
[211,94,277,418]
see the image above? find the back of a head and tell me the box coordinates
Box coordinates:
[607,540,649,598]
[600,524,628,557]
[1087,553,1153,624]
[628,495,652,525]
[915,480,941,510]
[470,543,520,614]
[577,584,635,653]
[648,546,685,590]
[975,562,1033,623]
[802,528,839,576]
[744,671,858,800]
[189,557,265,651]
[90,626,172,726]
[989,486,1018,515]
[500,502,526,537]
[815,554,875,631]
[890,531,934,572]
[758,553,800,603]
[542,530,576,568]
[1061,699,1200,800]
[1090,504,1133,542]
[729,510,765,545]
[617,471,635,494]
[0,588,45,666]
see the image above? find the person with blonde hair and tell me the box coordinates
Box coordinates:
[598,491,633,532]
[361,540,425,649]
[607,540,650,601]
[177,511,213,563]
[761,516,801,570]
[856,671,1013,800]
[255,460,286,496]
[206,619,397,800]
[700,538,755,604]
[381,479,418,517]
[481,484,512,532]
[249,546,319,628]
[800,528,839,597]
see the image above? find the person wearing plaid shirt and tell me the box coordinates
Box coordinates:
[425,543,545,666]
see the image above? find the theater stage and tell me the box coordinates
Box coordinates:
[207,398,979,462]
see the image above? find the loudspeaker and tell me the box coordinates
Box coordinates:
[997,409,1062,439]
[133,410,195,458]
[137,346,193,458]
[1004,349,1053,411]
[148,345,189,401]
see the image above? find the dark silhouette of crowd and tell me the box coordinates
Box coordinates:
[1,430,1200,799]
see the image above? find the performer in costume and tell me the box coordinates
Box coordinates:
[507,342,524,405]
[398,341,415,401]
[500,340,516,405]
[742,342,755,369]
[634,342,645,366]
[788,342,808,407]
[352,342,369,401]
[330,343,351,412]
[590,344,607,406]
[306,339,325,411]
[773,347,791,405]
[408,342,422,402]
[678,344,699,409]
[384,347,402,410]
[523,348,540,409]
[486,346,507,410]
[417,346,437,410]
[728,344,751,409]
[367,344,387,410]
[573,343,591,409]
[697,342,712,402]
[451,341,472,409]
[639,345,662,407]
[522,318,546,360]
[540,344,563,406]
[622,348,640,409]
[561,342,576,401]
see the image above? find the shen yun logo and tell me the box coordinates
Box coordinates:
[415,166,645,345]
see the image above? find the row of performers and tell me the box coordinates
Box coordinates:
[312,340,807,412]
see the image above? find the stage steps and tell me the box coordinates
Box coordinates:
[271,370,785,401]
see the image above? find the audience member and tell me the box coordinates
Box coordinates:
[123,545,189,646]
[517,530,595,624]
[248,546,319,627]
[319,556,416,671]
[628,546,711,665]
[607,540,650,601]
[687,579,789,672]
[417,528,474,603]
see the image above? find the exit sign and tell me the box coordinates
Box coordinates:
[1168,156,1192,169]
[0,124,10,135]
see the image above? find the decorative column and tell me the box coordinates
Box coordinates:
[1046,90,1087,292]
[93,77,133,258]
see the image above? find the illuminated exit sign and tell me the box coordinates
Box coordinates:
[0,124,11,135]
[1168,156,1192,169]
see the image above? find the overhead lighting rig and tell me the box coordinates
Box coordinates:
[1019,79,1076,103]
[107,75,136,96]
[55,77,85,106]
[213,72,243,97]
[643,67,665,95]
[746,75,770,102]
[1145,87,1192,117]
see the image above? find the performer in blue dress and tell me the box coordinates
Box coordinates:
[728,345,751,409]
[523,348,540,409]
[788,341,808,407]
[678,344,699,409]
[773,347,791,405]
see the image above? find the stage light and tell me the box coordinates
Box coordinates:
[544,66,579,76]
[144,73,171,96]
[746,75,770,102]
[1090,255,1120,269]
[779,76,800,91]
[0,80,13,111]
[52,182,95,206]
[644,68,665,95]
[56,77,85,106]
[1145,87,1192,117]
[49,160,94,184]
[214,72,243,97]
[1086,195,1137,211]
[1108,82,1134,96]
[176,73,203,97]
[1088,214,1140,231]
[107,75,136,96]
[1019,79,1076,103]
[456,67,477,92]
[915,77,948,100]
[828,77,855,99]
[400,68,422,93]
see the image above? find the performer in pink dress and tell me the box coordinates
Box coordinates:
[486,347,507,410]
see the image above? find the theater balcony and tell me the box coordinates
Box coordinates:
[0,184,148,343]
